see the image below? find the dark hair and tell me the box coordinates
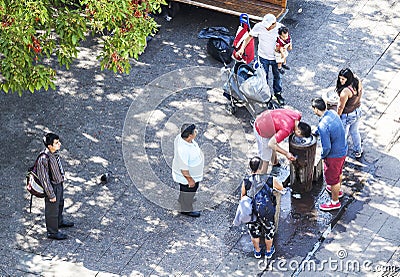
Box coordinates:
[278,26,289,35]
[311,97,326,112]
[249,156,262,173]
[180,124,196,139]
[298,122,312,138]
[335,68,360,95]
[43,133,60,147]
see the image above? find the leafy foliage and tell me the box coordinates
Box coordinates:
[0,0,166,95]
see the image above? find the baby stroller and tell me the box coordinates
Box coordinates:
[223,61,278,119]
[223,14,279,119]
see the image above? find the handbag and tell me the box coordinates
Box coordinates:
[232,195,254,226]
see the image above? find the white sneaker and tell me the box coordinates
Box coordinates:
[320,201,341,211]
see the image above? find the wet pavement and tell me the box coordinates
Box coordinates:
[0,0,399,276]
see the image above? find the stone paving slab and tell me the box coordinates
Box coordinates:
[387,246,400,267]
[5,249,99,277]
[213,248,266,276]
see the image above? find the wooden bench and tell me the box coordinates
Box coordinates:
[171,0,288,21]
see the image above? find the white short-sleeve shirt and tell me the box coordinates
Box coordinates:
[250,22,283,60]
[172,134,204,184]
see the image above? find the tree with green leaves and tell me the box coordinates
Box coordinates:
[0,0,166,95]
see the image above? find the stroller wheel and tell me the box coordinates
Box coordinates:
[264,95,280,110]
[267,101,275,110]
[268,100,281,110]
[225,104,237,115]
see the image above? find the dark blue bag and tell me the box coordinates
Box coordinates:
[245,175,276,222]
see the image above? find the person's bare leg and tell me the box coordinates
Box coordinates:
[265,239,273,252]
[261,160,269,174]
[331,182,340,202]
[251,237,261,252]
[271,150,278,166]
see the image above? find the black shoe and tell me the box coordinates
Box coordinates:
[47,232,68,240]
[59,221,74,228]
[180,211,201,217]
[274,93,286,105]
[223,91,232,101]
[278,68,285,75]
[282,64,291,70]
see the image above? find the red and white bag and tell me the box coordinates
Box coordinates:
[232,14,255,64]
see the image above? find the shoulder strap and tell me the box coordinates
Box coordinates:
[244,177,252,191]
[36,152,48,162]
[347,86,356,95]
[249,175,267,197]
[266,175,273,188]
[33,152,49,171]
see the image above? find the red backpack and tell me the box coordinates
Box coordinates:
[232,14,255,64]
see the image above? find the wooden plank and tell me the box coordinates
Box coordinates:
[172,0,288,21]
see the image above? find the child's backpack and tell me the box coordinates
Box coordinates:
[26,153,48,212]
[232,14,255,64]
[245,175,276,223]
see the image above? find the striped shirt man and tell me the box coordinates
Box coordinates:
[36,148,65,199]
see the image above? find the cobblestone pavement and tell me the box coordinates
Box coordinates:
[0,0,399,276]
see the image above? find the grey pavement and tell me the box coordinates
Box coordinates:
[0,0,399,276]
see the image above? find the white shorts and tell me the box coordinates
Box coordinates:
[274,50,288,63]
[254,126,272,162]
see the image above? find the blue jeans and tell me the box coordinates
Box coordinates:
[340,107,362,153]
[259,56,282,94]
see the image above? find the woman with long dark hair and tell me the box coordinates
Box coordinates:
[335,68,363,158]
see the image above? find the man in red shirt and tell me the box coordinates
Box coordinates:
[254,108,311,173]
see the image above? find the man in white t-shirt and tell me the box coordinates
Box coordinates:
[172,124,204,217]
[237,14,286,105]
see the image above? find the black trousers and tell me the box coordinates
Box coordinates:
[45,183,64,234]
[178,182,199,212]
